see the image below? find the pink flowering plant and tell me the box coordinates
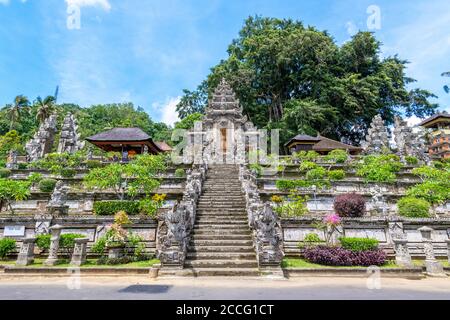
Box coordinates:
[314,213,342,245]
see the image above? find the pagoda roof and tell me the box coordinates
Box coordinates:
[86,128,152,142]
[419,112,450,128]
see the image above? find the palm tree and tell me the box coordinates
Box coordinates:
[442,72,450,93]
[35,96,56,123]
[6,95,30,131]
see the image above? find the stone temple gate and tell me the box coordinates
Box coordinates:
[182,79,270,165]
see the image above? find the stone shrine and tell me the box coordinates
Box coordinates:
[57,113,84,154]
[362,114,390,154]
[25,114,57,162]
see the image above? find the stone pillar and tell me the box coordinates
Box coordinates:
[16,237,36,266]
[44,224,63,266]
[392,238,413,268]
[446,239,450,264]
[70,238,89,266]
[418,226,444,276]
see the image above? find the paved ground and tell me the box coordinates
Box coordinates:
[0,276,449,300]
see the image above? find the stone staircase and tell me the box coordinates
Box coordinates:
[184,165,260,276]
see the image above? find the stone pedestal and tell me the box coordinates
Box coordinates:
[47,206,69,216]
[418,226,445,276]
[16,237,36,266]
[70,238,89,266]
[392,238,413,268]
[44,224,63,266]
[108,247,124,259]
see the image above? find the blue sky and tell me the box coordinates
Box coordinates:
[0,0,449,126]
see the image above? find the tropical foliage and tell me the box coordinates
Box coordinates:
[176,16,438,147]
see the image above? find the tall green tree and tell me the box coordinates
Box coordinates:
[177,16,438,145]
[6,95,30,131]
[35,96,56,123]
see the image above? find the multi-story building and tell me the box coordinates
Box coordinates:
[419,112,450,159]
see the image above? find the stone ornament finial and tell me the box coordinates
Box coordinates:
[362,114,390,154]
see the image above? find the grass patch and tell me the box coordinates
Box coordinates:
[0,258,160,268]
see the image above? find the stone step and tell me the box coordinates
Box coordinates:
[197,205,245,209]
[192,229,251,236]
[196,216,248,225]
[185,260,258,268]
[195,223,248,228]
[158,267,260,277]
[188,245,254,253]
[191,234,252,240]
[187,252,256,260]
[190,239,253,246]
[193,225,249,230]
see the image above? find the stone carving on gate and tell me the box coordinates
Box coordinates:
[240,165,284,267]
[156,163,207,267]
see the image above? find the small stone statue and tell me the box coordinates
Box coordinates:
[6,150,18,169]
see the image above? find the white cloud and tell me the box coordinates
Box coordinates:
[345,21,357,36]
[65,0,111,11]
[0,0,10,5]
[152,97,181,126]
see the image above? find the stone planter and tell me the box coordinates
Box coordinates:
[107,246,124,259]
[47,205,69,216]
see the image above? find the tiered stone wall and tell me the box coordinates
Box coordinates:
[282,217,450,258]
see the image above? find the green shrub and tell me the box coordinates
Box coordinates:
[86,160,102,169]
[324,150,348,163]
[304,233,322,243]
[93,201,140,216]
[36,233,84,252]
[27,172,43,184]
[36,234,51,250]
[18,163,28,170]
[405,156,419,165]
[91,235,107,255]
[273,193,309,218]
[305,167,326,180]
[397,197,431,218]
[299,161,318,172]
[339,237,379,252]
[60,168,77,178]
[0,238,16,259]
[174,168,186,177]
[0,168,11,178]
[276,179,311,191]
[356,154,402,183]
[38,179,57,193]
[328,169,346,181]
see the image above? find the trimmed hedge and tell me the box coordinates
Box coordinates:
[36,233,85,250]
[93,201,141,216]
[334,193,366,217]
[86,160,102,169]
[60,168,77,178]
[303,246,387,266]
[38,179,57,193]
[0,168,12,178]
[339,237,379,252]
[397,197,430,218]
[0,238,16,259]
